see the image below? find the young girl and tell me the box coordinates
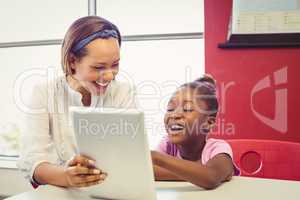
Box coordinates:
[18,16,137,188]
[152,75,240,189]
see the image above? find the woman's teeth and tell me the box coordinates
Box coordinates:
[95,81,109,87]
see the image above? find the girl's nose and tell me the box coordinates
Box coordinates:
[169,110,183,119]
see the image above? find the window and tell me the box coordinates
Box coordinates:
[0,0,87,42]
[98,0,204,148]
[98,0,204,35]
[118,39,204,148]
[0,0,204,156]
[0,45,61,156]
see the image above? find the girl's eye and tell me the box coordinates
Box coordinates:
[183,105,193,112]
[167,108,174,112]
[167,105,175,112]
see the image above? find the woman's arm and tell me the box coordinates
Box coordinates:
[18,81,104,188]
[34,156,105,187]
[151,151,234,189]
[34,162,69,186]
[18,81,58,185]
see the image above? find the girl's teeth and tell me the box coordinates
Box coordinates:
[169,124,184,131]
[168,128,184,135]
[172,125,182,128]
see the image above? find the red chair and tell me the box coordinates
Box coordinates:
[226,139,300,181]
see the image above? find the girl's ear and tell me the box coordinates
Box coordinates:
[201,116,215,134]
[207,116,216,130]
[200,116,216,134]
[207,116,216,126]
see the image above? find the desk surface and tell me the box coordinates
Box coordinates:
[5,176,300,200]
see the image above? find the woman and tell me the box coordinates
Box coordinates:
[18,16,137,188]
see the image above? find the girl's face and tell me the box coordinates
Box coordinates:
[164,87,213,145]
[71,38,120,95]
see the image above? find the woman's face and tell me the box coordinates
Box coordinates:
[71,37,120,95]
[164,87,211,145]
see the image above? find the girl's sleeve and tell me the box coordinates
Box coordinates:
[155,137,169,155]
[204,139,241,176]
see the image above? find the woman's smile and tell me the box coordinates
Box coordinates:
[92,80,110,93]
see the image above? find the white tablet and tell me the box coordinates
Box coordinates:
[70,107,156,200]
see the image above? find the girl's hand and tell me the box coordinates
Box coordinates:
[64,155,107,188]
[151,151,161,165]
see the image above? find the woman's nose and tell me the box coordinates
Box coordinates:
[100,70,114,82]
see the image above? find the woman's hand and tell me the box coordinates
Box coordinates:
[64,155,107,188]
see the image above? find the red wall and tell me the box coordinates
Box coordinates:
[205,0,300,142]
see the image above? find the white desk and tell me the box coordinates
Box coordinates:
[0,157,31,198]
[5,176,300,200]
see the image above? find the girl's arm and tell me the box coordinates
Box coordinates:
[151,151,234,189]
[153,165,184,181]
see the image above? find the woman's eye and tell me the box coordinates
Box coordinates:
[112,63,119,68]
[93,66,105,70]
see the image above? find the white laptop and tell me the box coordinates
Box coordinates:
[70,107,156,200]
